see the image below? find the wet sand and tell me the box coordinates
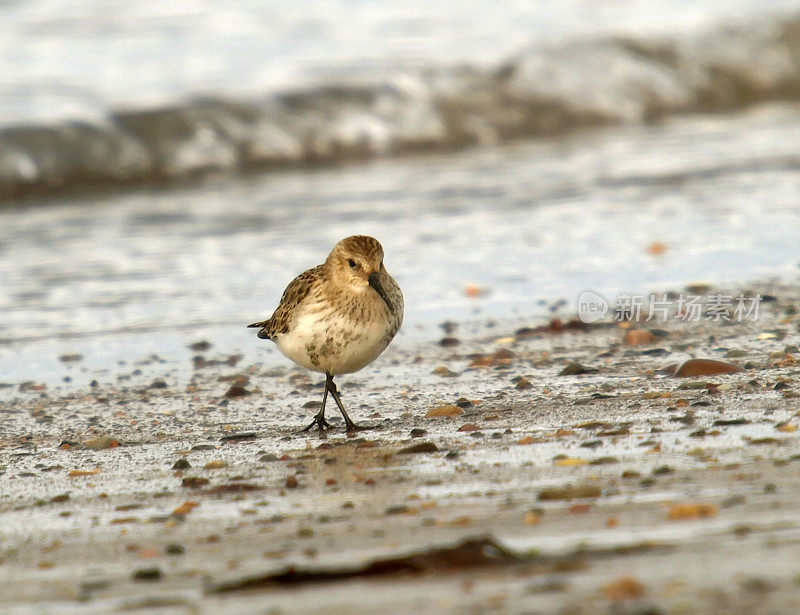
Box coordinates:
[1,281,800,614]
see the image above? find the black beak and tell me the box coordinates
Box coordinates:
[368,271,392,311]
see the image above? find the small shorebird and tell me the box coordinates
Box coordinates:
[248,236,403,432]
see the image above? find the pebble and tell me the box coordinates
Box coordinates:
[559,363,598,376]
[84,436,119,450]
[668,503,717,520]
[59,353,83,363]
[181,477,209,488]
[425,405,464,418]
[398,442,438,454]
[204,460,228,470]
[224,385,251,398]
[624,330,656,345]
[132,567,162,582]
[602,576,645,600]
[674,359,743,377]
[432,366,460,377]
[220,431,256,441]
[537,485,601,501]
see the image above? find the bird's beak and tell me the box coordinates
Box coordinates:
[368,271,392,311]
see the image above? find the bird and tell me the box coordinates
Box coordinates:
[248,236,403,432]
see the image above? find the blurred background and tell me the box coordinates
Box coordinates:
[1,0,799,386]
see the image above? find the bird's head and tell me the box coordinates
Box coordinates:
[328,235,393,310]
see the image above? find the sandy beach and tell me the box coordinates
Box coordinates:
[1,280,799,614]
[4,2,800,613]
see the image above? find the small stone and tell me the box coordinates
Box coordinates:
[713,418,750,426]
[426,405,464,418]
[132,567,162,582]
[285,476,299,489]
[668,503,718,520]
[409,428,427,438]
[165,544,185,556]
[259,453,279,462]
[181,477,209,488]
[464,284,486,297]
[172,458,191,470]
[224,385,251,398]
[685,283,712,294]
[674,359,743,377]
[603,576,645,600]
[221,431,256,442]
[589,456,619,465]
[457,423,480,432]
[204,459,228,470]
[514,378,533,390]
[187,340,212,351]
[84,436,119,450]
[538,484,601,501]
[553,457,586,467]
[524,511,542,526]
[191,444,216,451]
[432,366,460,377]
[624,330,656,346]
[748,437,780,445]
[59,353,83,363]
[398,442,438,454]
[559,363,598,376]
[148,379,168,389]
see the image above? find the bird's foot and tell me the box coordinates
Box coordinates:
[344,421,373,434]
[300,413,333,433]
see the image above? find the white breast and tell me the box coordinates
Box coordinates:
[274,299,395,375]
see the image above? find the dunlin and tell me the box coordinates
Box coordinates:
[248,236,403,431]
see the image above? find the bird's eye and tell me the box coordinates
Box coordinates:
[348,259,357,268]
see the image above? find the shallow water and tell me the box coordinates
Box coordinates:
[1,105,799,385]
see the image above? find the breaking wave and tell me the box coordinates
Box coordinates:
[3,14,800,202]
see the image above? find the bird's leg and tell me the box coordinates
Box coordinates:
[326,373,363,432]
[301,379,332,432]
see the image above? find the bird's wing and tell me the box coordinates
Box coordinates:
[247,265,324,340]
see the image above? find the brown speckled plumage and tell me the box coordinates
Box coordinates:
[248,265,324,340]
[247,236,403,431]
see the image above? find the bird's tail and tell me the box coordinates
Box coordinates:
[247,319,272,340]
